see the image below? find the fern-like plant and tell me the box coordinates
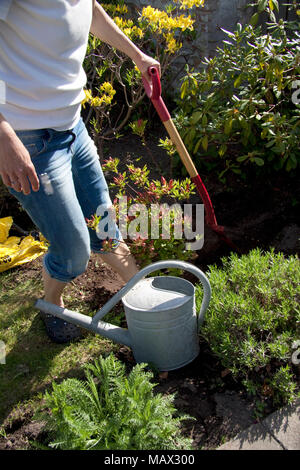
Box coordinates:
[36,355,193,450]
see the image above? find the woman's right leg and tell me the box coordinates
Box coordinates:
[42,267,66,308]
[9,128,92,341]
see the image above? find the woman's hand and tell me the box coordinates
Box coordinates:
[134,52,161,85]
[0,117,39,195]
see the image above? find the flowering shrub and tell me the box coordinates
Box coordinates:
[82,82,116,108]
[85,214,102,231]
[129,118,148,143]
[88,156,199,268]
[83,0,205,145]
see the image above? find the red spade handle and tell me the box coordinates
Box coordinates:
[142,66,170,122]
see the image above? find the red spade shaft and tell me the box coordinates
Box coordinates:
[143,67,239,251]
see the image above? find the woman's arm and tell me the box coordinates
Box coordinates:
[90,2,160,80]
[0,113,39,195]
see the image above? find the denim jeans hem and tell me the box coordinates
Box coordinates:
[42,256,70,284]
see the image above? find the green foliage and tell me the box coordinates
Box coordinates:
[36,354,193,450]
[269,365,298,405]
[175,15,300,181]
[199,249,300,406]
[249,0,299,25]
[102,157,198,269]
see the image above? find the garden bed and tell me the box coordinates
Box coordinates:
[0,131,299,450]
[0,253,264,450]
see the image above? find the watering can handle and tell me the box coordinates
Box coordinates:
[92,260,211,331]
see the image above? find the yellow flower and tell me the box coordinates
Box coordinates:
[165,33,182,54]
[102,3,128,15]
[82,84,116,108]
[141,6,195,34]
[175,0,205,9]
[113,16,144,39]
[81,89,93,108]
[100,82,116,97]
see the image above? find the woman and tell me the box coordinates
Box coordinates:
[0,0,160,342]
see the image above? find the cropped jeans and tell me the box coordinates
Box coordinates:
[8,118,121,283]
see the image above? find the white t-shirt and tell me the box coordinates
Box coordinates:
[0,0,93,130]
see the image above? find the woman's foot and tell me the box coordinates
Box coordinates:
[40,267,83,343]
[40,311,83,344]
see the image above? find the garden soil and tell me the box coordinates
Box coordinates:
[0,132,299,450]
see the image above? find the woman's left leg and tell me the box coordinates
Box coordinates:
[70,119,139,283]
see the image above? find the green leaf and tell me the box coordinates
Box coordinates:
[258,0,268,13]
[202,135,209,152]
[186,127,196,146]
[254,157,265,166]
[270,11,276,22]
[286,158,297,172]
[181,81,188,100]
[193,138,202,154]
[269,0,279,12]
[224,119,233,135]
[250,12,260,26]
[237,155,249,163]
[190,111,202,125]
[219,144,227,157]
[220,28,235,39]
[234,74,243,88]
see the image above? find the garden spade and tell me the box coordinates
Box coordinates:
[142,67,239,251]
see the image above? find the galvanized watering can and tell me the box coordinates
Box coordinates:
[35,260,211,371]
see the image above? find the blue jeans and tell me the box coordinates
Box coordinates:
[8,118,120,282]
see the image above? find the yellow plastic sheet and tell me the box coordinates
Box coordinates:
[0,217,48,273]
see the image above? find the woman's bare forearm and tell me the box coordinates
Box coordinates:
[90,2,160,78]
[0,113,40,194]
[0,113,15,138]
[90,3,142,63]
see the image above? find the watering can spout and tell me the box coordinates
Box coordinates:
[34,299,133,348]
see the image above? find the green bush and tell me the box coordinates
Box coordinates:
[174,14,300,181]
[101,156,198,269]
[36,355,193,450]
[199,249,300,406]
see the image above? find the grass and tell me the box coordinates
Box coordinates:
[0,261,118,425]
